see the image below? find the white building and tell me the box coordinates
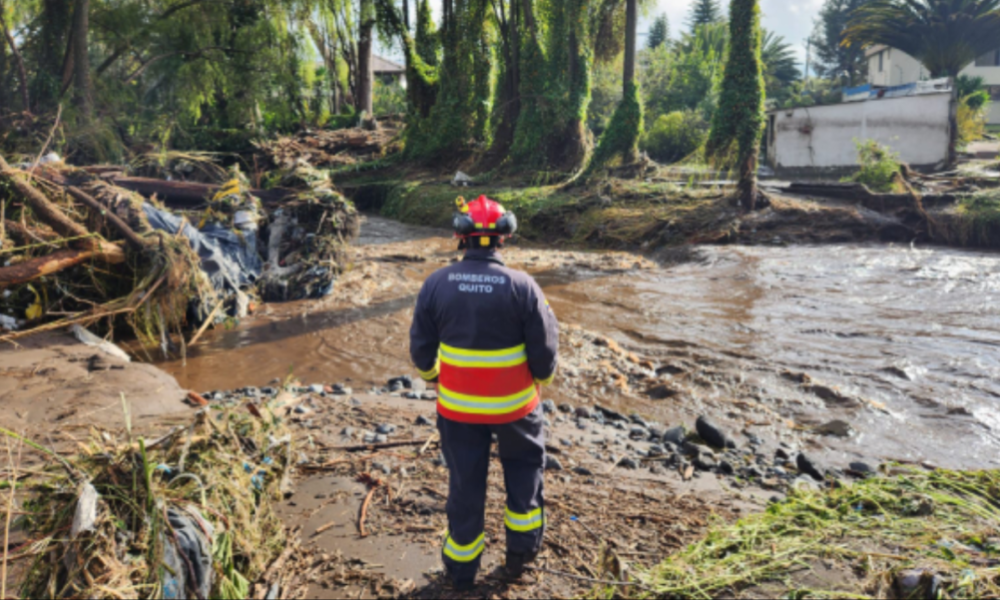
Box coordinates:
[866,45,1000,125]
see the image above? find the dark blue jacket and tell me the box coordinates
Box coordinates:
[410,248,559,384]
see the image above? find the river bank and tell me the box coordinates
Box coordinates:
[4,213,1000,598]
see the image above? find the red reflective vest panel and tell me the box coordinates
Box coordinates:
[437,343,539,425]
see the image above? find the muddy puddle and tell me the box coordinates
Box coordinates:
[157,216,1000,471]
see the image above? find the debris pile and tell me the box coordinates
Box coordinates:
[254,126,399,171]
[7,396,300,600]
[0,153,359,346]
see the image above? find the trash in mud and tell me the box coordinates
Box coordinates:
[6,394,299,600]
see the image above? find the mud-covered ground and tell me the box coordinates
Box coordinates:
[4,212,1000,598]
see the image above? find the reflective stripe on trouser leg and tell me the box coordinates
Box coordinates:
[437,413,492,581]
[494,405,546,556]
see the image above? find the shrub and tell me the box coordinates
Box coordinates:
[642,111,708,164]
[849,139,902,193]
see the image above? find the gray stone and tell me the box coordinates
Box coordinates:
[694,456,717,471]
[574,406,592,419]
[796,453,825,482]
[719,460,735,476]
[558,403,574,414]
[573,466,593,476]
[293,405,311,415]
[341,427,356,437]
[649,465,666,475]
[618,457,639,469]
[648,427,665,441]
[374,433,388,444]
[559,438,573,447]
[362,433,377,444]
[613,421,626,431]
[629,426,648,439]
[696,415,728,449]
[388,376,413,390]
[662,426,687,446]
[595,405,629,422]
[419,391,438,401]
[376,424,397,435]
[403,391,420,400]
[309,384,324,394]
[542,400,557,414]
[415,415,432,426]
[744,466,763,479]
[576,421,588,430]
[772,466,788,478]
[680,441,701,458]
[849,461,875,475]
[648,444,665,457]
[331,384,351,395]
[260,387,276,396]
[349,398,362,406]
[894,569,942,600]
[629,414,649,428]
[775,447,791,460]
[545,456,564,471]
[373,462,392,475]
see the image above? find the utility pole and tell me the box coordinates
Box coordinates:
[804,36,812,81]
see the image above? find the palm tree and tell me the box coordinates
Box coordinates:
[844,0,1000,78]
[762,30,801,87]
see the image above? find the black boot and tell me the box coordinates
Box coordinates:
[505,552,537,580]
[452,578,476,592]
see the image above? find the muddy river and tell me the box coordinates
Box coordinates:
[158,217,1000,470]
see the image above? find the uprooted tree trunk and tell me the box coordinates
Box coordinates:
[0,248,118,286]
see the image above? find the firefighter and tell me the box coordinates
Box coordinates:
[409,195,559,590]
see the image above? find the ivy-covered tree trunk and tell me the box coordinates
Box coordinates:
[484,0,521,164]
[357,0,375,116]
[582,0,642,174]
[510,0,592,172]
[71,0,91,119]
[0,0,29,113]
[31,0,71,112]
[705,0,764,211]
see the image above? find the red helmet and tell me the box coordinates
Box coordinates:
[453,195,518,241]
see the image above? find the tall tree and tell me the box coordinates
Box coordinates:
[688,0,722,31]
[70,0,91,119]
[706,0,765,211]
[812,0,871,85]
[647,13,669,49]
[0,0,29,113]
[356,0,375,115]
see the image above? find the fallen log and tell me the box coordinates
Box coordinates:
[0,246,124,287]
[111,177,295,207]
[0,156,91,243]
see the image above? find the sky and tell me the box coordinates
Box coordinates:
[640,0,825,73]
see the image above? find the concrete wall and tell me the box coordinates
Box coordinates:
[767,92,952,173]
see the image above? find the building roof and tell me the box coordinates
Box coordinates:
[865,44,888,58]
[373,55,405,75]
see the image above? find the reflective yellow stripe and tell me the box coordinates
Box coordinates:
[534,372,556,387]
[504,507,544,532]
[443,533,485,562]
[439,343,527,369]
[438,384,537,416]
[417,358,440,381]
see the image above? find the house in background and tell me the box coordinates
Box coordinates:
[866,45,1000,125]
[372,56,406,87]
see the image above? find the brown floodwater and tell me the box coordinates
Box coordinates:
[157,217,1000,470]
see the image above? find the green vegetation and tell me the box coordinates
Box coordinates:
[811,0,874,86]
[623,468,1000,599]
[951,189,1000,246]
[849,139,903,192]
[642,111,708,163]
[706,0,765,210]
[647,15,670,50]
[687,0,723,30]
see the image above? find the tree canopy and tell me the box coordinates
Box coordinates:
[688,0,723,31]
[647,14,669,49]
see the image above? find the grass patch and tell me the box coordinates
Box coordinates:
[619,467,1000,600]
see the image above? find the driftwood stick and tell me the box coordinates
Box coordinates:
[0,248,118,287]
[326,439,439,453]
[64,185,148,250]
[0,156,88,243]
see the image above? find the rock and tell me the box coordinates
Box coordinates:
[696,416,728,449]
[433,453,448,468]
[629,426,648,439]
[796,453,825,482]
[574,406,593,419]
[647,426,665,441]
[812,419,855,438]
[694,456,717,471]
[293,405,311,415]
[415,415,432,426]
[648,444,665,457]
[419,391,438,401]
[848,461,875,475]
[646,384,680,400]
[772,466,788,478]
[613,421,626,431]
[744,466,763,479]
[650,465,666,475]
[573,466,593,476]
[745,433,763,446]
[545,456,564,471]
[403,391,420,400]
[388,381,404,393]
[680,441,701,458]
[362,433,377,444]
[374,433,388,444]
[618,457,639,469]
[792,477,820,492]
[662,426,687,446]
[388,376,413,389]
[376,424,397,435]
[260,387,276,396]
[330,384,351,395]
[595,405,628,422]
[541,400,557,414]
[893,570,942,600]
[558,403,574,414]
[576,421,588,431]
[629,414,649,427]
[559,438,573,447]
[341,427,355,437]
[349,398,362,406]
[719,460,735,476]
[308,384,324,394]
[775,447,791,460]
[373,462,392,475]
